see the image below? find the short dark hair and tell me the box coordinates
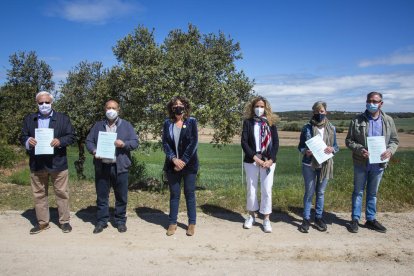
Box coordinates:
[366,91,383,101]
[166,96,191,121]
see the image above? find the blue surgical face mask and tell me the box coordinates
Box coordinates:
[366,103,379,113]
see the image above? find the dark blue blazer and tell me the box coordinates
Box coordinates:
[85,118,139,174]
[20,111,76,172]
[162,117,199,174]
[241,118,279,163]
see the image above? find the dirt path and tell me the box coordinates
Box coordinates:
[1,210,413,275]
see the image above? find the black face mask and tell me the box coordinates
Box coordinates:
[313,113,326,122]
[173,106,185,115]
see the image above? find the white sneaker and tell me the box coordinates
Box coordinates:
[263,219,272,233]
[243,215,255,229]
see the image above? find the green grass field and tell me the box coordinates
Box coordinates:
[394,117,414,132]
[4,143,414,213]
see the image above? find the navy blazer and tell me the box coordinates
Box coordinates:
[241,118,279,163]
[20,111,76,172]
[162,117,199,174]
[85,118,139,174]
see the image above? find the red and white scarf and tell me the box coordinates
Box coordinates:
[254,116,272,159]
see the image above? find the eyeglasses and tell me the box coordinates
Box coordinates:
[38,101,51,105]
[366,100,382,104]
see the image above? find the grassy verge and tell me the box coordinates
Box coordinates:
[1,144,413,214]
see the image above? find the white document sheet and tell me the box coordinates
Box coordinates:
[34,128,54,155]
[305,135,333,165]
[367,136,388,164]
[96,131,117,159]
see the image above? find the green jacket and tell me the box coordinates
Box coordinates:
[345,110,399,168]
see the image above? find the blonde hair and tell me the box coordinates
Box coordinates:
[312,101,327,112]
[244,96,279,126]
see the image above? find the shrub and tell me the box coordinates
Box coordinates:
[0,144,20,168]
[129,154,148,186]
[282,122,301,132]
[398,128,405,133]
[336,127,345,133]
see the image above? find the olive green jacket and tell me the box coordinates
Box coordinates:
[345,110,399,168]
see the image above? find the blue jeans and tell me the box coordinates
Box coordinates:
[302,164,329,220]
[167,172,197,225]
[352,165,384,221]
[95,163,129,226]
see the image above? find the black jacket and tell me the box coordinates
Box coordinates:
[162,117,199,174]
[241,118,279,163]
[20,111,75,172]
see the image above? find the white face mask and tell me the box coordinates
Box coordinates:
[254,107,265,117]
[38,103,52,115]
[106,109,118,120]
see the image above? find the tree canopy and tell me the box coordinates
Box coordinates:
[55,61,111,178]
[0,51,54,144]
[112,24,254,146]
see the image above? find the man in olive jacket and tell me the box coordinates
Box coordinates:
[345,91,399,234]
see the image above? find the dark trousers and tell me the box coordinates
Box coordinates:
[95,163,128,226]
[167,172,197,225]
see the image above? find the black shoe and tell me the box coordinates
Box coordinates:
[298,219,310,233]
[30,223,50,234]
[348,219,359,233]
[93,224,107,234]
[117,224,127,233]
[61,223,72,233]
[365,219,387,233]
[314,217,327,232]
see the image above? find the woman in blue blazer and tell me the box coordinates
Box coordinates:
[241,96,279,233]
[162,96,199,236]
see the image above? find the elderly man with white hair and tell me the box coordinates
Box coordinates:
[21,91,75,234]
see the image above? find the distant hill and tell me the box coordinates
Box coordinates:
[276,111,414,122]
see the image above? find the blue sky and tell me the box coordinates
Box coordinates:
[1,0,414,112]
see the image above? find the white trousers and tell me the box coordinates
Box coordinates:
[244,162,276,215]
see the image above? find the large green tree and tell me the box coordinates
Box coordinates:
[113,24,254,146]
[0,51,54,144]
[56,61,111,179]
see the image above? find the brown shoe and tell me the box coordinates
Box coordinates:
[166,224,177,236]
[186,224,195,236]
[30,223,50,234]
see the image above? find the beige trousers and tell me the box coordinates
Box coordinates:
[30,170,70,225]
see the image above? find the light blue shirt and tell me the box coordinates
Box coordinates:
[25,111,53,150]
[367,112,383,171]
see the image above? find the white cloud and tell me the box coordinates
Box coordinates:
[53,70,68,84]
[45,0,142,24]
[359,46,414,67]
[254,73,414,112]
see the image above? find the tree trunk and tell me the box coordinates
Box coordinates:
[74,138,86,180]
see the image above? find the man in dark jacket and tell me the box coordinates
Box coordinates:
[86,100,138,234]
[21,91,75,234]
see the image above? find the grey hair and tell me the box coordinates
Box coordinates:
[35,91,54,103]
[366,91,383,101]
[312,101,327,112]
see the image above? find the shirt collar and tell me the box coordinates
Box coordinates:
[37,110,53,119]
[106,117,120,127]
[366,110,382,121]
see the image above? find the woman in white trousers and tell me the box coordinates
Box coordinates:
[241,96,279,233]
